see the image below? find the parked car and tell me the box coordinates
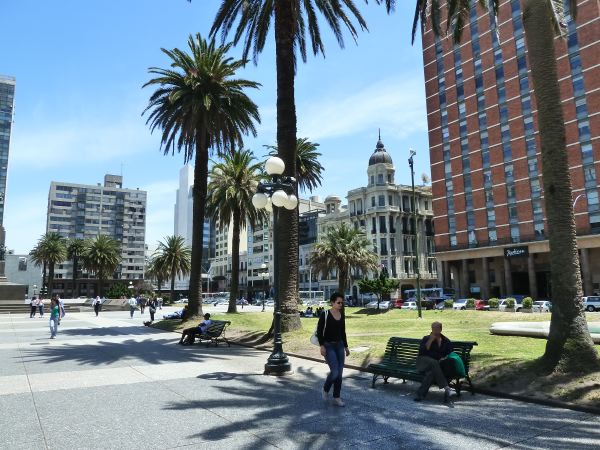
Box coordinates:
[402,301,417,310]
[475,299,489,311]
[236,299,249,305]
[264,300,275,307]
[452,299,469,310]
[582,296,600,312]
[499,299,523,312]
[366,300,392,309]
[532,300,552,312]
[393,298,404,308]
[406,296,436,310]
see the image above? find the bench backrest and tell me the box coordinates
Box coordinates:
[205,320,231,337]
[382,337,477,373]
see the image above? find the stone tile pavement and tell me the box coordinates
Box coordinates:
[0,310,598,449]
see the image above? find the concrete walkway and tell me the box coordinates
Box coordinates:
[0,310,598,450]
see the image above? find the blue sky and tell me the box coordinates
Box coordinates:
[1,0,430,254]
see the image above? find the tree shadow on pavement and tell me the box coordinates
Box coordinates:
[161,365,600,450]
[59,326,161,338]
[18,339,244,367]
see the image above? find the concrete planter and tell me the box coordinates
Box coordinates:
[466,307,476,310]
[521,308,533,313]
[488,307,499,311]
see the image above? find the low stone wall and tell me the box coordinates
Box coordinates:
[490,321,600,344]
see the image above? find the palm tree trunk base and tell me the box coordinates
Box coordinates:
[541,336,600,374]
[280,312,301,332]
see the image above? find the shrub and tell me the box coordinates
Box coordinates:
[522,297,533,309]
[506,297,516,309]
[444,299,454,308]
[106,283,130,299]
[466,298,475,308]
[488,298,499,308]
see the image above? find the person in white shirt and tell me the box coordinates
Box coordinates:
[178,313,213,345]
[93,296,102,317]
[128,296,137,318]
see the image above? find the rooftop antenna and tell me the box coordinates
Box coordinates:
[378,128,381,140]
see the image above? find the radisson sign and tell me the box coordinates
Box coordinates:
[504,246,529,258]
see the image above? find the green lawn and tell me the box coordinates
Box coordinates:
[156,308,600,371]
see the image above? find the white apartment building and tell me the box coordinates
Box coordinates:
[46,174,147,296]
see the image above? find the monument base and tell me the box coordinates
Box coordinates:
[0,280,27,300]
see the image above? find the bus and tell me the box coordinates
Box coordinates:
[201,292,229,304]
[403,288,456,302]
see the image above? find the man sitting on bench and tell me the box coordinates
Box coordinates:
[414,321,453,403]
[178,313,213,345]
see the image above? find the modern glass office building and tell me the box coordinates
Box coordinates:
[423,1,599,299]
[0,75,16,234]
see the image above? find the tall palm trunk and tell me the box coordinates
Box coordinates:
[72,256,78,298]
[187,133,208,317]
[274,0,301,332]
[42,262,47,295]
[523,0,598,371]
[338,266,349,298]
[98,275,104,298]
[48,263,55,297]
[228,210,241,313]
[170,267,176,305]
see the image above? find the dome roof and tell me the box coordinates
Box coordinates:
[324,194,342,203]
[369,135,393,166]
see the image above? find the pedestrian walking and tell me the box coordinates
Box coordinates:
[128,296,137,318]
[157,297,162,310]
[38,296,45,317]
[148,298,157,322]
[30,296,38,318]
[49,298,59,339]
[316,292,350,407]
[139,297,146,315]
[93,296,101,317]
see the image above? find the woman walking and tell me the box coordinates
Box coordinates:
[316,292,350,407]
[49,298,59,339]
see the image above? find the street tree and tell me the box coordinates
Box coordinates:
[155,236,192,307]
[206,149,267,313]
[310,223,379,297]
[82,235,121,298]
[143,34,260,318]
[30,233,67,298]
[358,270,400,312]
[211,0,369,332]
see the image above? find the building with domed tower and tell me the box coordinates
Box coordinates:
[312,134,439,301]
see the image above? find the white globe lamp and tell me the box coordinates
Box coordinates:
[265,198,273,212]
[265,156,285,175]
[252,192,268,209]
[271,190,288,207]
[284,194,298,210]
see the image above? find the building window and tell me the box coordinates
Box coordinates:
[510,225,520,243]
[379,216,387,233]
[370,175,374,186]
[377,174,384,184]
[371,196,376,207]
[18,257,27,271]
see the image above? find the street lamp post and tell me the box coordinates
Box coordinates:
[252,156,298,375]
[409,149,423,319]
[260,263,268,312]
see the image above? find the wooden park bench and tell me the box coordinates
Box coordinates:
[368,337,477,396]
[194,320,231,347]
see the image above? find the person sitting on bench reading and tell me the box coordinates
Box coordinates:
[178,313,213,345]
[414,321,453,403]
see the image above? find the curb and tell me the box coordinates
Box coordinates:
[154,325,600,416]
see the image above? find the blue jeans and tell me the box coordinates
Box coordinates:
[49,318,58,337]
[323,341,345,398]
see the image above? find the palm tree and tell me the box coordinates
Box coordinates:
[211,3,368,331]
[379,0,598,370]
[206,149,267,313]
[67,239,86,298]
[29,245,47,295]
[30,233,67,298]
[82,235,121,298]
[265,138,324,194]
[143,33,260,319]
[310,223,379,297]
[146,254,169,298]
[155,236,192,305]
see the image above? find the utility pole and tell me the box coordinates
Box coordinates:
[409,149,422,319]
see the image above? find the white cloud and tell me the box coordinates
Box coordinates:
[297,76,427,141]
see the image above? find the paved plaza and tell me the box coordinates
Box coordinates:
[0,309,599,450]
